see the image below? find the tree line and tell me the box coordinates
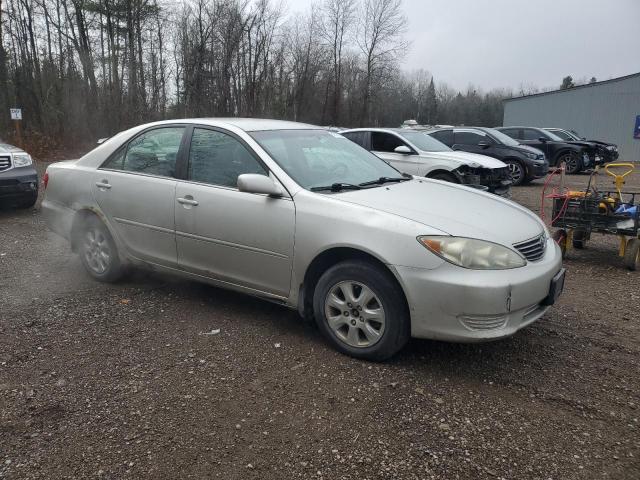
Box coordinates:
[0,0,513,152]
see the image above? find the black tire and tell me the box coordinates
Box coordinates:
[623,238,640,271]
[557,151,581,174]
[312,260,410,361]
[572,229,587,249]
[504,159,527,186]
[553,229,567,258]
[78,215,126,282]
[429,172,458,183]
[16,193,38,209]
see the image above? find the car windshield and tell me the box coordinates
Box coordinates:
[250,129,404,191]
[543,130,564,141]
[485,128,520,146]
[561,129,581,141]
[397,131,452,152]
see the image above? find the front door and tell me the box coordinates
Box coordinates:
[92,126,186,267]
[370,131,421,175]
[174,127,295,297]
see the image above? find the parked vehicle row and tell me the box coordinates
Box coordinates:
[497,126,601,174]
[0,143,38,208]
[426,126,549,186]
[341,128,512,195]
[41,119,565,361]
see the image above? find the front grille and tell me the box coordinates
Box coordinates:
[0,156,11,172]
[513,234,546,262]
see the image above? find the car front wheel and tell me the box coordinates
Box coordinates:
[79,216,126,282]
[558,152,581,174]
[505,160,526,186]
[312,260,410,361]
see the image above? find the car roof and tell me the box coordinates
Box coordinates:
[342,127,419,134]
[132,118,320,133]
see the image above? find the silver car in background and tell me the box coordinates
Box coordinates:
[42,119,565,360]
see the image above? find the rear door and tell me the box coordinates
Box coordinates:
[93,126,186,267]
[174,127,295,297]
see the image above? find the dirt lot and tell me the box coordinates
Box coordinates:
[1,162,639,479]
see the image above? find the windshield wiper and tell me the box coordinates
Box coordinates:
[358,176,411,187]
[310,183,362,192]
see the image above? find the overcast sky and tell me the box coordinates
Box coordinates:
[288,0,640,91]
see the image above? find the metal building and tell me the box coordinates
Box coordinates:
[503,72,640,162]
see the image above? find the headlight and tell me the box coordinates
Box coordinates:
[607,145,617,151]
[524,152,537,160]
[12,153,33,167]
[418,236,527,270]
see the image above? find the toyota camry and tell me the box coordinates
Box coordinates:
[42,119,565,360]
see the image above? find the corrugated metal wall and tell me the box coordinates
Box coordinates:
[503,74,640,162]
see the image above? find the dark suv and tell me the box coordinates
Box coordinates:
[497,126,597,174]
[544,128,619,164]
[427,127,548,186]
[0,143,38,208]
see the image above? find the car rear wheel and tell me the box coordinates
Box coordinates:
[558,152,581,174]
[505,160,526,186]
[79,216,126,282]
[312,260,410,361]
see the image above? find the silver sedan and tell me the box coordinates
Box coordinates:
[41,119,565,360]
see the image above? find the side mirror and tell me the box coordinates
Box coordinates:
[477,141,490,149]
[581,137,587,141]
[394,145,412,154]
[237,174,283,197]
[538,137,548,143]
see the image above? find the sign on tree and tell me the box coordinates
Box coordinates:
[10,108,22,120]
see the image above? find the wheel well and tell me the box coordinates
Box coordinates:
[426,169,459,182]
[299,247,408,321]
[70,209,100,252]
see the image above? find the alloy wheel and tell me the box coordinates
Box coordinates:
[324,281,386,348]
[560,153,579,173]
[83,228,112,274]
[507,161,524,184]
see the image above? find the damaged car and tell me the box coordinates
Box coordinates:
[41,119,565,361]
[543,127,619,165]
[427,126,549,186]
[341,128,512,196]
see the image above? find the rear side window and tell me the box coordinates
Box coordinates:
[371,132,406,152]
[430,130,453,146]
[500,128,521,139]
[187,128,267,188]
[454,131,485,145]
[342,132,368,149]
[102,127,185,178]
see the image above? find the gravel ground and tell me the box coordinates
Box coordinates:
[1,162,639,479]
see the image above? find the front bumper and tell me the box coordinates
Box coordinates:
[528,161,549,179]
[0,166,38,200]
[392,237,563,342]
[457,167,512,197]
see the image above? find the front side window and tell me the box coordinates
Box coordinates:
[499,128,521,140]
[429,129,454,146]
[250,130,402,191]
[523,129,545,141]
[342,131,368,149]
[106,127,185,177]
[371,132,408,153]
[188,128,267,188]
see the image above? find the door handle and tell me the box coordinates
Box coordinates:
[95,180,111,189]
[177,196,199,206]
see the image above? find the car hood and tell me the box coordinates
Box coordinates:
[512,144,545,156]
[336,179,544,246]
[0,143,24,154]
[418,150,506,169]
